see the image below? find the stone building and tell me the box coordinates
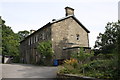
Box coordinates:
[20,7,90,64]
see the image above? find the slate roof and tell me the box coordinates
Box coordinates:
[20,15,90,43]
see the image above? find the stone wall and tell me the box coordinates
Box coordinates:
[67,17,89,47]
[20,25,51,64]
[57,73,107,80]
[51,17,89,60]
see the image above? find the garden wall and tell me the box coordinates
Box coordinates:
[57,73,108,80]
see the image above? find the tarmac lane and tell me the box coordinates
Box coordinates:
[1,64,58,79]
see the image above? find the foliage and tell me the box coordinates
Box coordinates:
[79,54,118,79]
[1,18,20,62]
[71,48,94,64]
[0,24,2,54]
[59,49,93,74]
[59,58,80,74]
[64,58,78,68]
[93,21,120,79]
[2,25,20,56]
[37,41,53,65]
[37,41,53,58]
[94,21,120,54]
[117,20,120,80]
[58,49,119,79]
[58,65,80,74]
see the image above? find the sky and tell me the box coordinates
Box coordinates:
[0,0,119,48]
[118,1,120,20]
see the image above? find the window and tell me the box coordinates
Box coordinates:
[31,37,33,44]
[39,33,42,40]
[36,35,38,42]
[34,36,36,43]
[42,33,45,40]
[76,34,80,40]
[28,39,30,45]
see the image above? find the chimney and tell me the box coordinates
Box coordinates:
[30,29,36,34]
[65,7,74,16]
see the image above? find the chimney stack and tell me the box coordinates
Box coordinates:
[30,29,36,34]
[65,7,74,16]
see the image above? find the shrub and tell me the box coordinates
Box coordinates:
[64,58,78,68]
[58,48,118,79]
[37,41,53,65]
[79,58,118,79]
[71,48,94,64]
[58,58,79,74]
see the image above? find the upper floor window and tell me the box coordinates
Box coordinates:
[42,33,45,40]
[31,37,33,44]
[28,39,30,45]
[36,35,38,42]
[34,36,36,43]
[76,34,80,40]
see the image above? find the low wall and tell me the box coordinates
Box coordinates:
[57,73,107,80]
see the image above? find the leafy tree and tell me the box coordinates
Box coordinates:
[2,25,20,56]
[1,17,20,62]
[37,41,53,58]
[94,21,120,79]
[0,36,1,55]
[37,41,53,65]
[0,17,5,54]
[17,30,29,41]
[94,21,120,54]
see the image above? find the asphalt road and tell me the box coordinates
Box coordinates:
[1,64,58,78]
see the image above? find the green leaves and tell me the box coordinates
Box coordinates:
[94,21,120,54]
[37,41,53,58]
[1,18,20,62]
[71,48,94,64]
[37,41,53,65]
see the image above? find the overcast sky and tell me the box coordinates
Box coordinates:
[0,0,119,48]
[118,1,120,20]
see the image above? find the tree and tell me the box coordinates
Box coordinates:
[37,41,53,65]
[94,21,120,54]
[17,30,29,41]
[2,25,20,56]
[2,17,20,62]
[0,17,5,54]
[94,21,120,79]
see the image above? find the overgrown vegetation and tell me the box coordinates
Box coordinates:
[58,49,118,79]
[37,41,53,65]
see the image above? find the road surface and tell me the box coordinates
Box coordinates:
[1,64,58,78]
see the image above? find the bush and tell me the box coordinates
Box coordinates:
[58,48,119,79]
[37,41,53,65]
[71,48,94,64]
[58,58,80,74]
[78,54,118,79]
[64,58,78,68]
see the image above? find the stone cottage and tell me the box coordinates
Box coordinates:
[20,7,90,64]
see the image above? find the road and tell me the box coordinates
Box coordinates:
[1,64,58,78]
